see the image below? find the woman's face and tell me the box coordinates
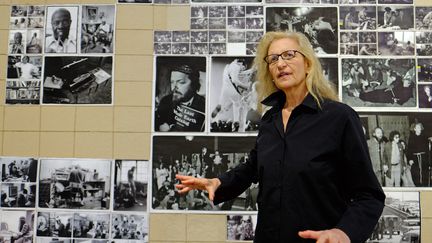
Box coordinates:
[267,38,309,92]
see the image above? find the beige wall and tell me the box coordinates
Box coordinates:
[1,0,432,242]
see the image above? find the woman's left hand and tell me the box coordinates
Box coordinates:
[298,228,350,243]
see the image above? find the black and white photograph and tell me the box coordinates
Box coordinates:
[342,58,416,108]
[227,215,257,241]
[42,56,113,104]
[1,183,36,208]
[152,135,258,210]
[172,43,189,55]
[378,6,414,30]
[10,17,27,29]
[191,18,208,29]
[416,7,432,30]
[37,212,73,237]
[190,31,208,43]
[365,191,420,243]
[209,18,226,30]
[7,55,42,80]
[266,7,338,54]
[209,31,226,43]
[228,6,245,18]
[27,29,44,53]
[378,32,415,56]
[319,57,339,89]
[28,5,45,17]
[210,43,226,55]
[0,210,34,242]
[246,6,263,17]
[73,240,109,243]
[209,6,226,18]
[418,84,432,108]
[114,160,149,211]
[191,43,209,54]
[358,112,432,187]
[339,6,377,30]
[416,31,432,45]
[118,0,152,3]
[154,56,207,132]
[191,6,208,18]
[359,31,377,43]
[73,213,109,239]
[154,31,171,43]
[81,5,116,53]
[45,6,79,53]
[11,5,28,17]
[340,32,358,55]
[246,43,258,55]
[246,18,264,30]
[246,31,263,43]
[9,30,26,54]
[359,44,377,56]
[154,43,171,55]
[228,18,246,30]
[172,31,189,42]
[27,17,44,28]
[418,58,432,82]
[417,44,432,56]
[111,214,148,241]
[6,80,41,104]
[210,57,259,133]
[38,159,111,209]
[228,30,245,43]
[1,157,38,182]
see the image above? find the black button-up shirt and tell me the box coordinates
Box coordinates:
[214,91,385,243]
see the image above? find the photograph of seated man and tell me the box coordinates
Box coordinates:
[38,159,111,210]
[73,213,109,239]
[37,212,72,238]
[80,5,115,53]
[1,184,36,208]
[1,210,34,243]
[114,160,148,211]
[111,214,148,241]
[1,157,37,183]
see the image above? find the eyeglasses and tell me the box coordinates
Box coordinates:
[264,50,304,65]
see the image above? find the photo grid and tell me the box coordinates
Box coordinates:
[6,4,116,105]
[0,158,150,242]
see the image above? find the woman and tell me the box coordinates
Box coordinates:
[176,31,385,243]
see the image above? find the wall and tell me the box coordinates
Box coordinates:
[0,0,431,242]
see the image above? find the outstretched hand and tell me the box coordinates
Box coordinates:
[175,174,221,201]
[298,229,350,243]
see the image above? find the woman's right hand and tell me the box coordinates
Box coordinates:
[175,174,221,201]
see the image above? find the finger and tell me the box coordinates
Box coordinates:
[177,187,193,194]
[298,230,321,239]
[175,174,193,180]
[175,184,186,189]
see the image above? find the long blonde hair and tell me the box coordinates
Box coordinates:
[254,31,338,113]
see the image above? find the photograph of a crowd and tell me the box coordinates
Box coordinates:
[341,58,416,108]
[111,214,148,241]
[154,56,207,132]
[114,160,149,211]
[266,7,338,54]
[416,7,432,30]
[359,112,432,187]
[366,191,420,243]
[152,135,258,211]
[38,159,111,209]
[210,57,259,133]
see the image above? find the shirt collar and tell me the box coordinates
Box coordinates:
[261,90,319,111]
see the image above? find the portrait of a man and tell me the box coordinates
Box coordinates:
[45,7,78,53]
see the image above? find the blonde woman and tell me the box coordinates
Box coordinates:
[176,31,384,243]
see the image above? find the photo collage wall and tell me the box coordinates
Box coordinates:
[150,0,430,242]
[6,4,115,105]
[0,157,149,242]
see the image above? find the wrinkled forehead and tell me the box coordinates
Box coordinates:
[170,71,188,81]
[268,37,299,54]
